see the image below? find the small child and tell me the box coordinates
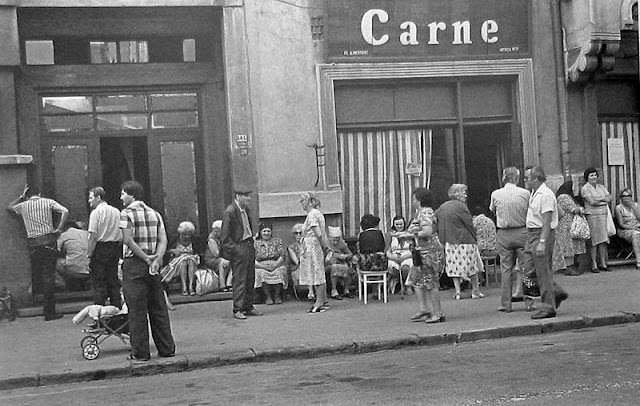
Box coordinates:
[325,226,354,299]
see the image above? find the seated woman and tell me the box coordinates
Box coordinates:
[254,222,288,305]
[356,213,387,272]
[615,188,640,269]
[160,221,203,296]
[288,223,312,300]
[203,220,232,292]
[325,226,354,299]
[385,215,414,294]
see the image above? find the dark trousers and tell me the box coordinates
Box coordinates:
[521,229,567,313]
[231,239,256,314]
[497,227,527,308]
[29,241,59,317]
[90,241,122,308]
[122,257,175,359]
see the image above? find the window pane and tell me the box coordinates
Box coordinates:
[25,40,54,65]
[97,114,148,130]
[90,41,118,63]
[41,96,93,114]
[42,115,93,132]
[96,95,146,112]
[120,41,149,63]
[183,39,196,62]
[152,112,198,128]
[149,93,197,110]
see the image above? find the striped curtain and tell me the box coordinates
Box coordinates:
[338,129,432,238]
[600,121,640,208]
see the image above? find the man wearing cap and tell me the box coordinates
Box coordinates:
[221,189,263,319]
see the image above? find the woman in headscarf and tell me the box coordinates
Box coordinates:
[434,184,484,301]
[325,226,354,299]
[556,181,586,276]
[254,221,288,305]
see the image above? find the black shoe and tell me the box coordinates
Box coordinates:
[158,353,175,358]
[600,266,610,272]
[44,313,64,321]
[531,311,556,319]
[127,354,150,361]
[564,269,581,276]
[591,268,600,273]
[511,296,524,302]
[555,292,569,309]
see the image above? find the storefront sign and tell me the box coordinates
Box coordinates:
[328,0,530,61]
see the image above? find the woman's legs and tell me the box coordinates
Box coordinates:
[187,261,197,295]
[452,277,462,298]
[314,283,327,309]
[424,287,444,323]
[262,284,274,305]
[273,283,283,304]
[632,233,640,268]
[470,274,483,296]
[414,287,430,313]
[597,243,609,269]
[219,259,232,289]
[178,262,189,295]
[590,243,599,271]
[330,274,340,298]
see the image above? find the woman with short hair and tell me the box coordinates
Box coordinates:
[254,222,288,305]
[615,188,640,269]
[580,167,612,272]
[160,221,203,296]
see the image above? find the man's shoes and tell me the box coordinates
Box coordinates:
[244,309,264,317]
[233,312,247,320]
[599,266,610,272]
[497,307,512,313]
[158,352,175,358]
[44,313,64,321]
[531,311,556,319]
[127,354,150,361]
[555,291,569,309]
[511,296,524,302]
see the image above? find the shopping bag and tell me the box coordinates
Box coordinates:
[606,206,616,237]
[194,269,220,295]
[570,214,590,240]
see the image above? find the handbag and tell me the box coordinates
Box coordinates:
[570,214,590,240]
[606,206,616,237]
[194,268,220,295]
[522,272,540,297]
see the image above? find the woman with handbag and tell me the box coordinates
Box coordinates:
[555,181,587,276]
[615,188,640,269]
[581,167,612,272]
[407,187,445,324]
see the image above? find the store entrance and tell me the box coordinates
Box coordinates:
[463,123,511,212]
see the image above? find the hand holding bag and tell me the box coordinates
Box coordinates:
[570,214,590,240]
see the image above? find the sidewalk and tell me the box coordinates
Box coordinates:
[1,266,639,390]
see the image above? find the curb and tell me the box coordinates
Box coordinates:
[2,311,639,391]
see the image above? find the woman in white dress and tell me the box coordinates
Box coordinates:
[298,192,329,313]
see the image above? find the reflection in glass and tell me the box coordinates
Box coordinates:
[97,114,148,130]
[96,95,146,112]
[152,112,198,128]
[42,115,93,132]
[41,96,93,114]
[150,93,198,110]
[89,41,149,64]
[120,41,149,63]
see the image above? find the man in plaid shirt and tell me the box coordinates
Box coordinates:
[120,180,175,361]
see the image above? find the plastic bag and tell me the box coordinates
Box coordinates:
[194,269,220,295]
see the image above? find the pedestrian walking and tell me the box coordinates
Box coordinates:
[220,189,263,320]
[87,186,123,308]
[489,167,530,312]
[119,180,175,360]
[8,184,69,321]
[521,166,569,319]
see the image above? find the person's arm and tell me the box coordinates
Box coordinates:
[87,232,98,258]
[581,185,599,206]
[535,211,553,257]
[122,227,156,266]
[7,185,29,214]
[150,221,168,274]
[51,201,69,235]
[288,245,300,266]
[312,224,328,250]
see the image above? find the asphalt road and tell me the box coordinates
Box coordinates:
[3,323,639,405]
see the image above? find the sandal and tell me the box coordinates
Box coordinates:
[471,292,485,299]
[182,289,188,296]
[454,294,461,300]
[410,311,431,322]
[307,306,326,313]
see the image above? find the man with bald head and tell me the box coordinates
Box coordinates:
[489,167,530,313]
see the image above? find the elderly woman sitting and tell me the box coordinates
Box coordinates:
[325,226,354,299]
[160,221,203,296]
[254,222,288,305]
[203,220,232,292]
[615,188,640,269]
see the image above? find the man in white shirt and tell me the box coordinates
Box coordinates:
[521,166,568,319]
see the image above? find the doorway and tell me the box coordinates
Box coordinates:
[100,137,150,207]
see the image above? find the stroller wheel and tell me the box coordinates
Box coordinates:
[81,335,97,349]
[83,343,100,360]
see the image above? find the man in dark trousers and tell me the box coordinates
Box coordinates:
[221,189,263,320]
[87,186,122,308]
[119,180,175,361]
[8,184,68,321]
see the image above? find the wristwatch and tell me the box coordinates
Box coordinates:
[539,239,546,243]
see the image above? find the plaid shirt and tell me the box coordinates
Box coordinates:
[119,200,165,258]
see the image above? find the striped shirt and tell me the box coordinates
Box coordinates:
[13,196,68,239]
[489,183,530,229]
[119,200,165,258]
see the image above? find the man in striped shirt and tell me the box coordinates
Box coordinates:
[8,184,69,321]
[119,180,175,361]
[489,167,530,313]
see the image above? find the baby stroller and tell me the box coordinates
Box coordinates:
[80,313,130,360]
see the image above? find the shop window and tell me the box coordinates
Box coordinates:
[90,41,149,64]
[25,40,54,65]
[40,91,199,133]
